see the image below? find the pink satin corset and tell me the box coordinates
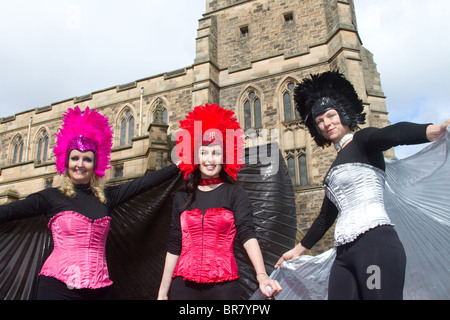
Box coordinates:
[39,211,113,289]
[173,208,239,283]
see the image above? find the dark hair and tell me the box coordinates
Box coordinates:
[179,167,237,210]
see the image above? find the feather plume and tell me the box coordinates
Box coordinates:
[54,106,113,178]
[175,104,245,179]
[294,71,366,147]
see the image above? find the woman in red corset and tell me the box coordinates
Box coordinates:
[157,104,281,300]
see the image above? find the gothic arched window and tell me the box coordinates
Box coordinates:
[298,154,308,186]
[37,130,49,162]
[152,101,168,124]
[243,91,262,131]
[12,135,24,164]
[120,109,135,146]
[282,82,300,122]
[286,150,309,187]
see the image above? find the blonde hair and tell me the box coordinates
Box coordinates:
[59,171,107,204]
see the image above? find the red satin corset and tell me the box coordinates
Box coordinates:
[39,211,113,289]
[173,208,239,283]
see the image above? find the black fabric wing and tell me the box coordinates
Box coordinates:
[0,215,52,300]
[234,143,297,299]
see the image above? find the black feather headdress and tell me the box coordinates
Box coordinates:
[294,71,366,147]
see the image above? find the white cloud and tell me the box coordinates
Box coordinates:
[355,0,450,158]
[66,5,82,30]
[0,0,204,116]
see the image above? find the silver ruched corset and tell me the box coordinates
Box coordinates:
[324,163,393,246]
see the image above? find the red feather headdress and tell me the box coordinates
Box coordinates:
[175,104,245,180]
[54,106,113,178]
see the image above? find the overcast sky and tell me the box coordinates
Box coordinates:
[1,1,448,159]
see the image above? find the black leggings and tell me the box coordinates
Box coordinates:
[36,276,111,300]
[170,277,241,300]
[328,225,406,300]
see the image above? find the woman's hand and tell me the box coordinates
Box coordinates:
[274,243,308,269]
[427,119,450,141]
[257,273,282,298]
[242,238,283,298]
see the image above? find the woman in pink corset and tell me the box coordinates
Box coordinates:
[0,106,178,300]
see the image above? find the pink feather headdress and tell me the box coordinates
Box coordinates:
[175,103,245,180]
[54,106,113,178]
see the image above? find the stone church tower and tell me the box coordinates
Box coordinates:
[0,0,389,254]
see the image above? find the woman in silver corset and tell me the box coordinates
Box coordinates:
[275,71,449,299]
